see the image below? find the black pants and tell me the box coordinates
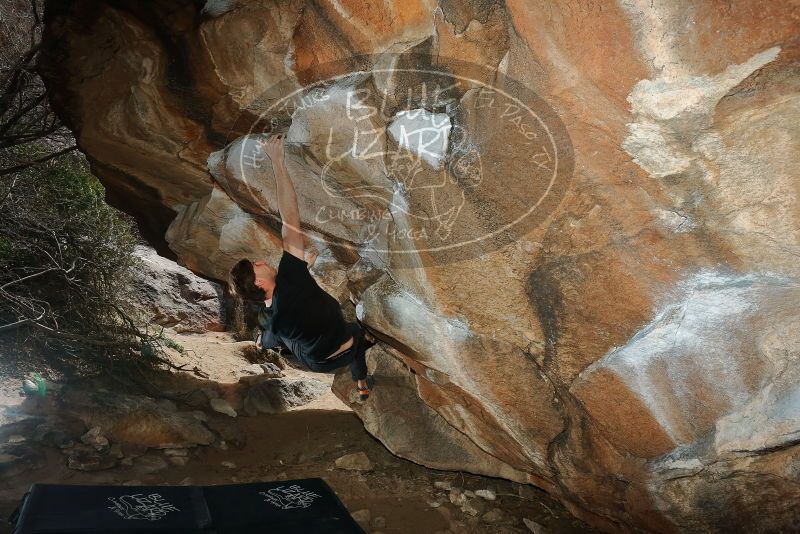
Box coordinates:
[298,322,371,381]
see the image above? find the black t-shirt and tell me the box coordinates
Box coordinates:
[264,250,349,362]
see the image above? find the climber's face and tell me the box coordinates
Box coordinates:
[252,260,277,296]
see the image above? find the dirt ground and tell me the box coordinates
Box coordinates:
[0,331,595,533]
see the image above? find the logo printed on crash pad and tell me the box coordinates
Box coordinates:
[107,493,180,521]
[259,485,323,509]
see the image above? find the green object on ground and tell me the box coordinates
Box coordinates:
[21,373,47,397]
[34,373,47,396]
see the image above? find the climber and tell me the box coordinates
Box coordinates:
[230,133,376,401]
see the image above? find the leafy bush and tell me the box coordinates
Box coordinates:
[0,1,177,384]
[0,146,171,379]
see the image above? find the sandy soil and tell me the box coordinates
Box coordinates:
[0,330,595,533]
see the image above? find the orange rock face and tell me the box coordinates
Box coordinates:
[40,1,800,532]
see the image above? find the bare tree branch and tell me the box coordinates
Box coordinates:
[0,311,44,332]
[0,173,19,206]
[0,91,46,137]
[0,54,39,114]
[0,266,58,290]
[0,0,175,383]
[30,0,41,27]
[0,144,77,176]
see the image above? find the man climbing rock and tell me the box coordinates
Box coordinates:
[230,133,376,400]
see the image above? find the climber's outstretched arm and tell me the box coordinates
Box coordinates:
[261,134,304,260]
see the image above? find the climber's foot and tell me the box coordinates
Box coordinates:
[356,376,374,401]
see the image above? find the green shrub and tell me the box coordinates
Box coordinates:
[0,146,169,379]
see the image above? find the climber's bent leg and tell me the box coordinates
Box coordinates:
[337,321,366,381]
[301,322,374,399]
[350,347,368,381]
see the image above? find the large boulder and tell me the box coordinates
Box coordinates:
[39,1,800,532]
[242,377,330,415]
[126,245,226,332]
[60,388,215,450]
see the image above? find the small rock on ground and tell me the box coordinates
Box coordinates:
[351,509,371,525]
[66,446,116,472]
[475,489,496,501]
[259,363,283,377]
[482,508,504,523]
[334,451,373,471]
[241,363,265,375]
[80,427,109,451]
[461,497,485,517]
[210,398,237,418]
[449,489,466,507]
[108,444,123,459]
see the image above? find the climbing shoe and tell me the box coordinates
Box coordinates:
[357,375,375,401]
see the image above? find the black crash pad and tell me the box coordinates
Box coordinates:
[9,478,364,533]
